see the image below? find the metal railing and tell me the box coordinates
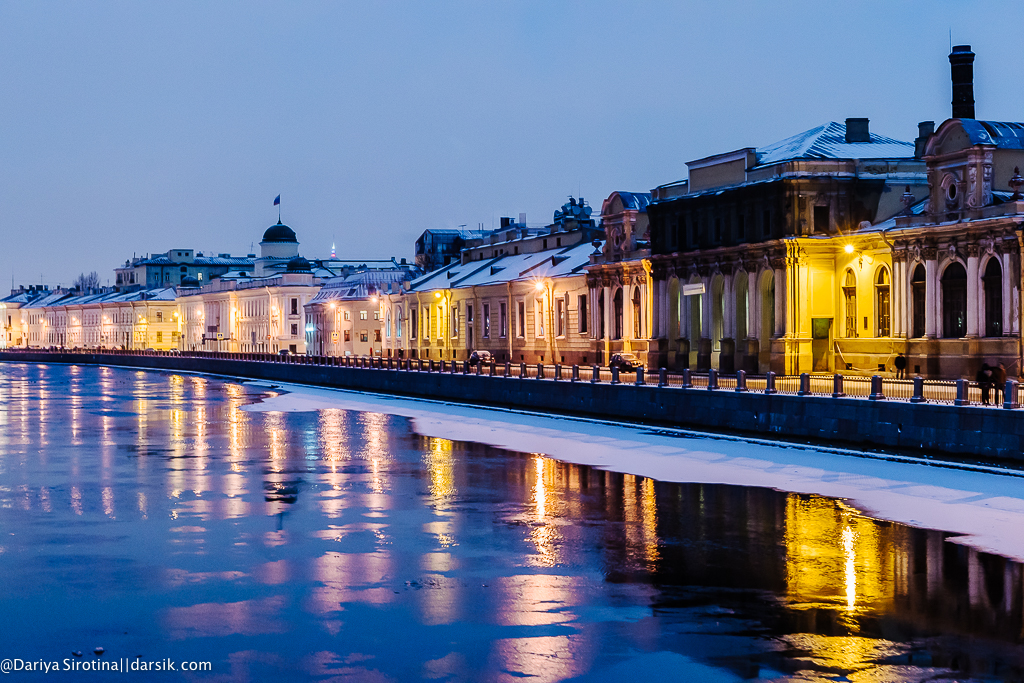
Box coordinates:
[5,347,1024,409]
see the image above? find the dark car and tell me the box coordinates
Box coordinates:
[609,352,643,372]
[468,350,493,366]
[278,349,291,356]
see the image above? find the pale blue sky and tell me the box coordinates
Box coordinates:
[2,0,1023,286]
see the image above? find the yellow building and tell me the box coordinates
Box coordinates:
[384,202,602,365]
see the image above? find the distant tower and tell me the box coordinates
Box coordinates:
[331,242,336,259]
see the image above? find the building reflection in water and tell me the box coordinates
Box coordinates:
[1,363,1023,681]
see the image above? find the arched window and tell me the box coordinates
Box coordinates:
[385,311,391,338]
[632,287,642,339]
[612,289,623,340]
[911,264,926,337]
[598,290,605,339]
[875,268,890,337]
[983,258,1002,337]
[941,262,967,338]
[396,306,403,338]
[843,270,857,338]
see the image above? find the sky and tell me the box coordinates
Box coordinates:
[2,0,1024,287]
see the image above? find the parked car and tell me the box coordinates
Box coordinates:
[609,352,643,372]
[468,350,493,366]
[278,349,291,356]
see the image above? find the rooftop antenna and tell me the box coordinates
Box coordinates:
[949,28,952,53]
[274,194,281,223]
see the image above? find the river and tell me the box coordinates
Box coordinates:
[0,362,1021,681]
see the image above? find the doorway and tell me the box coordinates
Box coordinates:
[811,318,832,372]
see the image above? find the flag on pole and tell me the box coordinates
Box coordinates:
[273,195,281,206]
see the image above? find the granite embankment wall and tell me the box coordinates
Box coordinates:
[2,351,1022,463]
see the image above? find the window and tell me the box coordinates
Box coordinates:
[290,323,298,337]
[499,302,507,338]
[843,270,857,338]
[875,268,891,337]
[385,311,391,338]
[534,299,544,337]
[156,331,163,342]
[410,308,417,340]
[613,289,623,340]
[555,297,565,337]
[344,330,351,342]
[290,298,298,315]
[374,330,381,342]
[396,307,403,338]
[156,311,163,323]
[360,310,367,320]
[942,262,967,338]
[423,307,430,339]
[451,305,459,338]
[984,258,1003,337]
[360,330,368,342]
[814,205,830,234]
[578,295,588,334]
[912,264,926,337]
[374,311,379,320]
[517,300,525,337]
[483,303,490,338]
[198,272,203,280]
[344,311,350,321]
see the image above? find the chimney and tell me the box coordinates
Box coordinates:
[519,212,527,225]
[500,216,512,229]
[845,118,870,143]
[949,45,975,119]
[914,120,935,158]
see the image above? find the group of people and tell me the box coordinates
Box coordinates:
[977,362,1009,406]
[894,353,1008,406]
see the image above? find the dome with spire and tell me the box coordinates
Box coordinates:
[286,256,312,273]
[262,221,298,244]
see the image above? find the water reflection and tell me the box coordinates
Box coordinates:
[0,363,1022,682]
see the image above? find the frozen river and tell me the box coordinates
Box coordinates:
[0,362,1022,682]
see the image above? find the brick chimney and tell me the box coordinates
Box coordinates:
[845,118,870,143]
[949,45,976,119]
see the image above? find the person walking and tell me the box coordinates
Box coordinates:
[992,362,1007,406]
[894,353,907,379]
[977,363,994,405]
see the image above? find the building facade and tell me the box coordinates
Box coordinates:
[115,250,255,291]
[305,266,419,357]
[385,199,603,365]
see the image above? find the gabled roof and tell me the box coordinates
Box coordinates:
[612,191,651,213]
[754,121,915,167]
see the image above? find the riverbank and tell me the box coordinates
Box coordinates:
[2,350,1023,464]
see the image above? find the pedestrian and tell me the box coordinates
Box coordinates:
[993,362,1007,405]
[977,363,994,405]
[894,353,907,379]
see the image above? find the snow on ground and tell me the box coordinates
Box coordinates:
[242,382,1024,562]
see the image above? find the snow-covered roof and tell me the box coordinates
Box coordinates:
[20,287,178,309]
[754,121,915,168]
[955,120,1024,150]
[308,269,412,304]
[407,240,595,292]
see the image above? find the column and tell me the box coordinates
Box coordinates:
[663,278,671,342]
[773,263,785,337]
[722,273,735,340]
[924,255,938,338]
[966,250,980,337]
[1002,250,1013,335]
[701,278,712,341]
[748,270,759,340]
[602,285,612,340]
[892,258,903,337]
